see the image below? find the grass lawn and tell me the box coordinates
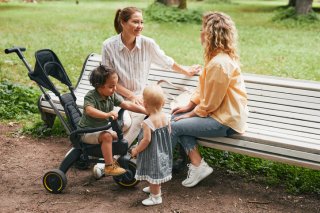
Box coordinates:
[1,0,320,194]
[1,0,320,86]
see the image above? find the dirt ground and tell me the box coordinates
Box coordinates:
[1,123,320,213]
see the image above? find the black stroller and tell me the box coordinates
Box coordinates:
[5,47,139,194]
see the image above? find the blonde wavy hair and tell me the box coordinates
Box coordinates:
[202,12,239,64]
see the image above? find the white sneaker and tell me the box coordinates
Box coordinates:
[143,186,150,193]
[142,194,162,206]
[181,163,197,186]
[182,159,213,188]
[92,163,105,180]
[142,186,161,194]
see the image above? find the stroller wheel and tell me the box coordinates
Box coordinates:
[113,161,139,187]
[43,169,67,194]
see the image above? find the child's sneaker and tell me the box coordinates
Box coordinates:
[104,161,126,176]
[142,186,161,194]
[142,194,162,206]
[92,163,105,180]
[182,159,213,188]
[142,186,150,193]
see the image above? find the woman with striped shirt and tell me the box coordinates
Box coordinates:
[92,7,200,179]
[102,7,200,145]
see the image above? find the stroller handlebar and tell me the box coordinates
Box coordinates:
[4,47,26,59]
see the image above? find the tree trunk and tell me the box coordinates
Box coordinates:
[288,0,296,7]
[178,0,187,9]
[295,0,313,15]
[156,0,179,5]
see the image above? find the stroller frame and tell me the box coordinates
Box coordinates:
[5,47,139,193]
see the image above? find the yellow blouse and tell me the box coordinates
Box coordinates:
[190,53,248,133]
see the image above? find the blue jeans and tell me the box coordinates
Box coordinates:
[171,114,235,154]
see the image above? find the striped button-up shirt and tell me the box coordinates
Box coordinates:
[102,34,174,95]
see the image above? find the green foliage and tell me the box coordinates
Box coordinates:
[199,146,320,194]
[0,81,40,120]
[144,3,202,24]
[272,7,319,24]
[22,117,67,137]
[205,0,232,3]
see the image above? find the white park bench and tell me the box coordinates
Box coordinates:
[39,53,320,170]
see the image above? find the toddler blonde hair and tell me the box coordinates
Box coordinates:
[202,11,239,64]
[143,84,165,112]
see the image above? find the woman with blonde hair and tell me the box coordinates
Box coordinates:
[171,12,249,187]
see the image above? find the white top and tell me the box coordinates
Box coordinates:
[102,34,174,95]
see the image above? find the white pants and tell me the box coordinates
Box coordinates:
[114,107,145,145]
[123,111,145,145]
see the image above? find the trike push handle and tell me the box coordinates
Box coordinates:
[4,47,26,59]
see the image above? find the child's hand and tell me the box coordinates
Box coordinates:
[108,111,118,120]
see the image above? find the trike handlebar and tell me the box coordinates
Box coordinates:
[4,47,26,59]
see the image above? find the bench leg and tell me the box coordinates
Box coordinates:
[37,97,56,128]
[173,143,188,173]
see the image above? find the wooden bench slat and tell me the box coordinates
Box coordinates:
[245,83,320,99]
[249,113,320,129]
[245,127,320,148]
[247,123,320,140]
[249,106,320,123]
[247,117,320,136]
[232,132,320,154]
[198,139,320,170]
[249,101,320,117]
[247,88,320,104]
[200,136,320,161]
[249,94,320,110]
[244,73,320,92]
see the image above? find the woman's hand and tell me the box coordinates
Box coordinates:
[128,94,144,106]
[172,105,191,115]
[172,101,196,115]
[185,64,202,77]
[173,110,197,121]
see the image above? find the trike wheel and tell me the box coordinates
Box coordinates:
[113,161,139,187]
[43,169,67,194]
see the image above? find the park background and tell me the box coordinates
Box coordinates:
[1,0,320,194]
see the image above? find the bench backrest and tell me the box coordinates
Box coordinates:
[64,53,320,154]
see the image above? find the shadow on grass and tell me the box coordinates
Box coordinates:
[0,5,29,11]
[239,5,320,14]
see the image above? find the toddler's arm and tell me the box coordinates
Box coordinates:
[131,123,151,157]
[85,105,118,120]
[119,101,147,115]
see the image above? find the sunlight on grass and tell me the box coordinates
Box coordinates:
[1,0,319,86]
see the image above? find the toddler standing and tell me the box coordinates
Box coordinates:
[131,85,172,206]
